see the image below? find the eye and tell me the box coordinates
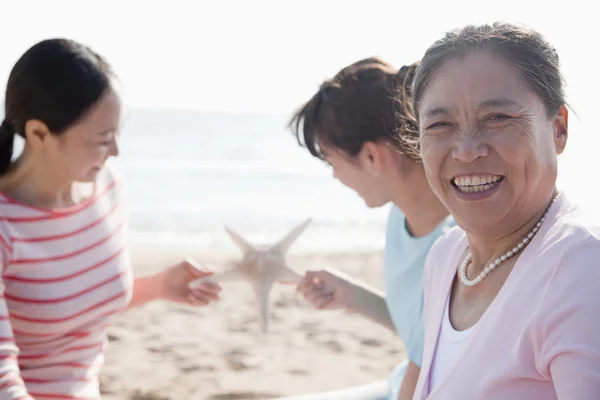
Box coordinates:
[487,114,511,121]
[97,136,112,145]
[96,130,120,145]
[426,121,451,130]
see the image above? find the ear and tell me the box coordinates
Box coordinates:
[553,105,568,155]
[358,141,387,177]
[24,119,52,149]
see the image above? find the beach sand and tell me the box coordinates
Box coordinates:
[100,248,404,400]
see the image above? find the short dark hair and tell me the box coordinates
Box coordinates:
[0,38,115,174]
[413,22,566,119]
[289,57,420,161]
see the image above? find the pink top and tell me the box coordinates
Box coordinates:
[414,192,600,400]
[0,166,133,399]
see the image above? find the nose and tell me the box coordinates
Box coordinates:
[452,132,489,164]
[109,136,120,157]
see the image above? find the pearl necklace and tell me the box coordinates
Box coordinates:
[459,192,559,287]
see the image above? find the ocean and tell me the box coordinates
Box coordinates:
[8,106,596,256]
[109,109,390,254]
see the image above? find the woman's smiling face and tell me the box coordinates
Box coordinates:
[417,50,568,235]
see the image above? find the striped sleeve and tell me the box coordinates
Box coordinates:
[0,262,32,399]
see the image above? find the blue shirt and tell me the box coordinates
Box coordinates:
[382,205,455,399]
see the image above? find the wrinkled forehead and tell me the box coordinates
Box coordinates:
[418,51,540,119]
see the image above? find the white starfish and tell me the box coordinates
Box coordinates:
[188,219,311,333]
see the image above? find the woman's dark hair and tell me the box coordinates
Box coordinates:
[413,22,566,119]
[0,38,115,174]
[289,57,421,162]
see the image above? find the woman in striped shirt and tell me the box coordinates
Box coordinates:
[0,39,221,399]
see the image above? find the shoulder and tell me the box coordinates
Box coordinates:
[423,225,462,279]
[386,204,405,228]
[536,195,600,332]
[0,226,10,266]
[384,205,408,246]
[423,224,465,288]
[526,196,600,385]
[541,232,600,307]
[0,211,12,268]
[95,163,128,202]
[97,162,126,188]
[536,234,600,370]
[427,224,465,262]
[541,193,600,268]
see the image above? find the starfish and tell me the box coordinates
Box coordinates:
[188,219,311,333]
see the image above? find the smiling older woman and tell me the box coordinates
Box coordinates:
[406,23,600,399]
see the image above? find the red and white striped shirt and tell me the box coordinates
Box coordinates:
[0,166,133,399]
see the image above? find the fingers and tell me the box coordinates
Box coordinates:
[297,270,333,294]
[297,270,322,292]
[195,281,221,296]
[187,282,222,306]
[304,287,335,309]
[296,270,336,309]
[187,293,209,306]
[183,258,214,278]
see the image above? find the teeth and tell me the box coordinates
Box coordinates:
[452,175,503,193]
[452,175,503,187]
[457,182,497,193]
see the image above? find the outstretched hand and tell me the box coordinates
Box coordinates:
[296,268,356,310]
[159,258,222,306]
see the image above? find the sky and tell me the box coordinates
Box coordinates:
[1,0,597,202]
[1,0,595,113]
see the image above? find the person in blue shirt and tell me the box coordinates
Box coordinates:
[279,58,455,400]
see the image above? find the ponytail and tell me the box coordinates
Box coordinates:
[0,120,15,175]
[393,62,421,161]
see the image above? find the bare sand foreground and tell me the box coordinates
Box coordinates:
[100,249,404,400]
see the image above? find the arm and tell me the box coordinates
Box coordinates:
[127,260,220,309]
[540,241,600,399]
[397,360,420,400]
[127,272,162,309]
[298,269,395,331]
[112,168,158,310]
[0,282,33,399]
[344,279,395,331]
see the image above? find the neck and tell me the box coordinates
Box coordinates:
[0,151,77,208]
[466,191,557,275]
[391,165,449,238]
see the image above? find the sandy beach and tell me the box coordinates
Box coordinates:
[100,248,404,400]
